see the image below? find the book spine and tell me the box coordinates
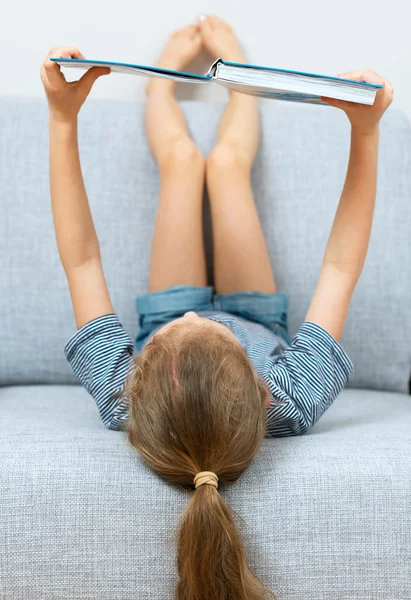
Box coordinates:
[207,58,223,80]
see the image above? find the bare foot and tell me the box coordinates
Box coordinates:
[146,24,202,94]
[198,15,246,63]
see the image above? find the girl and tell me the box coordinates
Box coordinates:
[40,16,393,600]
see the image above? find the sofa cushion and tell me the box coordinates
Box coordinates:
[0,385,410,599]
[0,98,410,392]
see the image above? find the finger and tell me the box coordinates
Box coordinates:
[321,96,342,107]
[41,67,66,96]
[44,46,86,86]
[40,66,52,89]
[320,96,352,110]
[49,46,85,59]
[338,69,384,86]
[336,70,366,81]
[77,66,111,97]
[384,80,394,95]
[360,70,385,86]
[43,56,66,87]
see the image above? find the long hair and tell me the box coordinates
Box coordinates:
[122,322,277,600]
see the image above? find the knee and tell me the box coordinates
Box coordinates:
[207,142,251,175]
[159,138,205,173]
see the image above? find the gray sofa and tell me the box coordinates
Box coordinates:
[1,97,410,600]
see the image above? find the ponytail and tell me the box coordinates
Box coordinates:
[175,483,277,600]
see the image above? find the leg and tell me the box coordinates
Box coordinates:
[145,25,207,293]
[200,16,277,295]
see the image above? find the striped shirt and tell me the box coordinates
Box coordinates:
[64,312,354,437]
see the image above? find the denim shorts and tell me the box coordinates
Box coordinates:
[135,285,292,352]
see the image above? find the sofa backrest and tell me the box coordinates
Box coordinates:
[0,97,410,393]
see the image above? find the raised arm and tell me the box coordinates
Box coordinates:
[305,70,394,341]
[40,47,112,328]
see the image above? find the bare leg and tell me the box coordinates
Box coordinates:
[145,25,207,292]
[200,16,277,295]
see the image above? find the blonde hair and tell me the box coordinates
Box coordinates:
[122,323,277,600]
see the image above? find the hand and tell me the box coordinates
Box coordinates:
[321,70,394,135]
[40,46,110,124]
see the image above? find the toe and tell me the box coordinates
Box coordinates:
[192,32,202,50]
[182,24,196,37]
[199,17,212,36]
[213,15,233,31]
[191,28,200,43]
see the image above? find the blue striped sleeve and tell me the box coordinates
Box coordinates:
[264,321,354,437]
[64,313,134,431]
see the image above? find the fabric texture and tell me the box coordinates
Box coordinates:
[0,384,410,599]
[0,98,410,392]
[64,311,353,435]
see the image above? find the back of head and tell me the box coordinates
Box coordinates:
[123,323,277,600]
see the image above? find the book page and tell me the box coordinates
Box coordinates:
[51,59,211,84]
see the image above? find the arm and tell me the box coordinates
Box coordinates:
[305,127,379,341]
[264,72,394,437]
[49,118,114,328]
[305,70,394,342]
[41,46,112,328]
[266,129,381,435]
[41,50,135,430]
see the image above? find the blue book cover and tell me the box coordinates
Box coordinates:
[51,57,382,106]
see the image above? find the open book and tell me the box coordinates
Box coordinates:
[51,57,382,106]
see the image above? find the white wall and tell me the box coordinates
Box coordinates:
[1,0,410,119]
